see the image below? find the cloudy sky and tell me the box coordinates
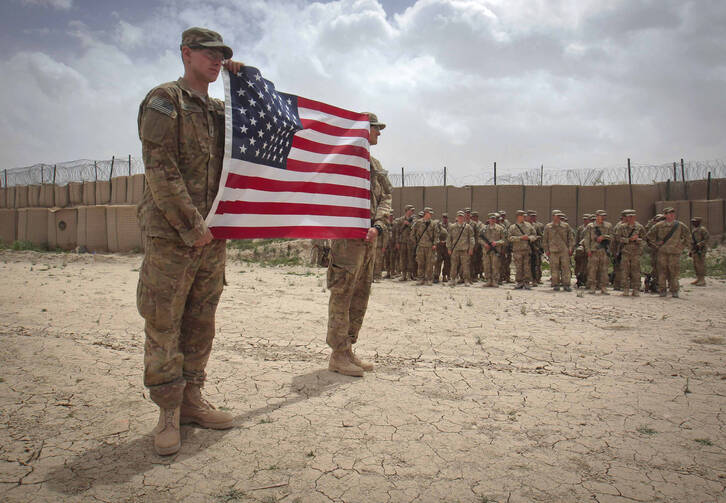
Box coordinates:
[1,0,724,181]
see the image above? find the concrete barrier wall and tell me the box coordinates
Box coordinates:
[69,182,83,206]
[55,185,69,208]
[522,186,550,221]
[95,180,111,205]
[77,205,108,252]
[40,184,54,207]
[127,174,145,205]
[27,185,41,207]
[48,208,78,250]
[82,181,96,206]
[111,176,128,204]
[0,208,16,244]
[17,208,49,246]
[15,185,28,208]
[691,199,724,239]
[106,205,143,252]
[0,188,6,209]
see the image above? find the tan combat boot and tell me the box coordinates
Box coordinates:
[346,344,374,372]
[600,288,609,295]
[695,278,706,286]
[153,406,181,456]
[621,288,629,297]
[328,350,364,377]
[180,385,234,429]
[632,289,640,297]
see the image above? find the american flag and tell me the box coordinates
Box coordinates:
[206,66,371,239]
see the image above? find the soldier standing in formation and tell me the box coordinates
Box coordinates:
[326,113,392,376]
[469,211,484,281]
[611,210,628,290]
[136,27,242,455]
[479,212,506,287]
[383,213,396,278]
[613,209,645,296]
[645,207,691,298]
[447,210,475,287]
[433,213,450,283]
[574,213,592,287]
[543,210,575,291]
[527,210,545,284]
[411,207,437,285]
[395,205,415,281]
[584,210,613,295]
[373,214,390,282]
[690,217,709,286]
[498,210,512,283]
[508,210,536,290]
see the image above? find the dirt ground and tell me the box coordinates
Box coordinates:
[1,248,725,503]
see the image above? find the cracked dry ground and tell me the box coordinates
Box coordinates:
[1,250,725,503]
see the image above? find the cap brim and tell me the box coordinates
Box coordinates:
[196,41,233,59]
[370,122,386,130]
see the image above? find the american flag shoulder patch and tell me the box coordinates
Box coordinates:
[147,96,177,118]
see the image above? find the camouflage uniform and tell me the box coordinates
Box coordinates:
[479,220,506,286]
[447,219,475,286]
[613,218,645,295]
[574,217,590,287]
[529,217,545,284]
[411,212,437,284]
[499,216,512,283]
[645,215,691,296]
[395,214,415,280]
[434,218,450,282]
[469,216,484,280]
[136,77,226,409]
[690,221,709,286]
[373,223,389,280]
[543,220,575,288]
[327,155,392,350]
[508,218,536,288]
[583,218,613,293]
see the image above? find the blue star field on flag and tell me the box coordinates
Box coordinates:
[230,67,304,170]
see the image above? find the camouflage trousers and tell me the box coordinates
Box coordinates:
[574,249,588,285]
[449,249,471,285]
[587,249,609,290]
[512,250,532,286]
[693,252,706,281]
[386,245,398,276]
[656,252,681,293]
[550,251,571,287]
[373,236,385,279]
[434,242,450,280]
[613,261,623,288]
[326,239,376,351]
[621,252,641,291]
[137,237,226,409]
[500,249,512,282]
[482,250,500,285]
[399,242,415,278]
[532,251,542,283]
[416,246,434,281]
[472,243,483,278]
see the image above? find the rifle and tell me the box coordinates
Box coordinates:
[413,221,431,254]
[516,223,538,280]
[479,229,501,258]
[614,226,637,266]
[594,225,614,265]
[691,231,704,257]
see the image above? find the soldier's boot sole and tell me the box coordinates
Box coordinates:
[153,406,181,456]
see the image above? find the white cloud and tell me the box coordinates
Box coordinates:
[1,0,725,177]
[20,0,72,9]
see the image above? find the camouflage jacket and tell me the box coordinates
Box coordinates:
[508,221,536,253]
[691,226,710,253]
[447,222,475,252]
[583,222,613,253]
[543,221,575,254]
[613,222,645,255]
[479,223,506,252]
[370,156,393,233]
[137,78,225,246]
[646,220,691,254]
[411,218,437,248]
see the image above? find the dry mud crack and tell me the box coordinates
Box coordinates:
[0,250,725,503]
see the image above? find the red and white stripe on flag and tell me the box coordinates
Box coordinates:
[206,70,370,240]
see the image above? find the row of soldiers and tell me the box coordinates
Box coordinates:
[366,205,710,297]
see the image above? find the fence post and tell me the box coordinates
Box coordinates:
[627,158,633,209]
[672,162,677,183]
[680,158,687,199]
[400,167,404,216]
[540,164,543,186]
[128,154,132,176]
[52,164,57,206]
[665,179,671,201]
[443,166,447,187]
[109,155,115,181]
[3,169,6,188]
[493,161,497,186]
[94,161,98,181]
[41,165,44,184]
[707,171,711,200]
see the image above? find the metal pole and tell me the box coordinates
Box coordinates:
[680,158,687,199]
[707,171,712,200]
[540,164,543,186]
[3,169,6,188]
[128,154,132,176]
[627,158,633,208]
[493,161,497,186]
[41,165,44,184]
[94,161,98,181]
[443,166,447,187]
[110,155,115,181]
[52,164,57,206]
[401,167,404,188]
[672,162,677,182]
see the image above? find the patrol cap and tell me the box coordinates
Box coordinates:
[662,206,675,214]
[181,27,233,59]
[655,213,664,220]
[423,207,433,213]
[441,212,448,218]
[498,209,507,214]
[471,210,479,216]
[561,215,569,221]
[404,204,414,211]
[456,210,465,216]
[595,210,607,216]
[418,211,424,217]
[583,213,592,219]
[527,210,537,216]
[515,210,526,216]
[464,207,471,213]
[623,209,636,216]
[364,112,386,130]
[487,212,498,219]
[552,209,561,215]
[691,216,702,222]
